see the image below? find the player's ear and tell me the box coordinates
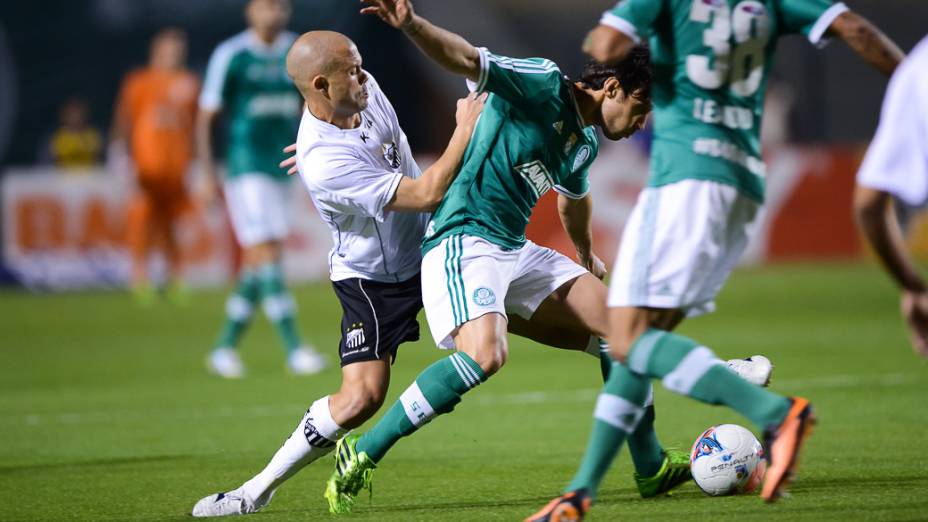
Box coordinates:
[312,75,330,97]
[603,77,623,100]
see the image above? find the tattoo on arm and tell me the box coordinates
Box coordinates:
[831,12,904,77]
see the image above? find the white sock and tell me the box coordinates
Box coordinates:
[240,396,347,508]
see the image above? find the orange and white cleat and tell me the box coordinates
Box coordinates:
[525,489,591,522]
[761,397,816,502]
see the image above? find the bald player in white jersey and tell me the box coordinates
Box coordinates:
[855,35,928,359]
[191,30,485,517]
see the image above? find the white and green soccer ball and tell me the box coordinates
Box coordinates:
[689,423,766,496]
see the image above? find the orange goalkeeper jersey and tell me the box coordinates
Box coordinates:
[119,68,199,181]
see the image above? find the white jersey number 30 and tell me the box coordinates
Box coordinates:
[686,0,771,97]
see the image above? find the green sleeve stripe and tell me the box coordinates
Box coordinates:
[489,55,558,73]
[491,55,557,71]
[600,12,641,43]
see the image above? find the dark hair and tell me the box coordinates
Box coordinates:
[579,45,651,100]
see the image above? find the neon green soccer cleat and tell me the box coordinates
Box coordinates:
[325,434,377,514]
[635,449,693,498]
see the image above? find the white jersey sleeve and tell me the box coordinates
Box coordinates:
[302,147,403,222]
[857,36,928,206]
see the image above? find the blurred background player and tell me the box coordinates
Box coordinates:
[112,28,199,304]
[47,96,102,170]
[855,34,928,359]
[529,1,905,519]
[197,0,325,377]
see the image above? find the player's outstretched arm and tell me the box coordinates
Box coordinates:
[854,187,928,357]
[583,24,636,65]
[361,0,481,82]
[828,11,904,77]
[386,92,486,212]
[557,194,606,279]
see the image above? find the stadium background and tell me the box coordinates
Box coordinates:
[2,2,928,521]
[1,0,928,289]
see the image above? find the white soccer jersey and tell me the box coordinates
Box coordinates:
[857,35,928,206]
[297,74,428,283]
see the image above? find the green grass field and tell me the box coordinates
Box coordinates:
[2,263,927,521]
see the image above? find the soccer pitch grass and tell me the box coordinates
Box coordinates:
[2,264,927,521]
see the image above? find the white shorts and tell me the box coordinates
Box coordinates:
[421,234,589,349]
[608,179,760,317]
[224,174,291,247]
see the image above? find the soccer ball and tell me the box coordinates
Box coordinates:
[690,424,766,496]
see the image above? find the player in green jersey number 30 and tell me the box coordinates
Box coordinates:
[529,1,904,520]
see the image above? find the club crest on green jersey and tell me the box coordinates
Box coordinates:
[473,287,496,306]
[572,145,592,173]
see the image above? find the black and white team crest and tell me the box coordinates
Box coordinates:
[346,323,366,349]
[382,142,401,169]
[303,410,335,448]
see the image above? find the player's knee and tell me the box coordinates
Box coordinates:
[607,343,630,364]
[342,386,386,423]
[470,342,508,376]
[607,331,636,363]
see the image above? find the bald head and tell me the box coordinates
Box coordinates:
[289,31,370,126]
[287,31,358,95]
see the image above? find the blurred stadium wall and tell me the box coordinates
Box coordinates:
[0,1,926,289]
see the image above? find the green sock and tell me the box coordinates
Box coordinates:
[257,262,303,353]
[214,269,259,349]
[566,361,651,499]
[627,329,791,429]
[357,352,486,463]
[596,341,663,477]
[627,403,663,477]
[596,339,612,380]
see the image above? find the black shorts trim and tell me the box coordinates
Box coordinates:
[331,274,422,367]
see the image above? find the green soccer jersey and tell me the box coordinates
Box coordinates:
[422,49,600,254]
[604,0,847,201]
[200,30,301,180]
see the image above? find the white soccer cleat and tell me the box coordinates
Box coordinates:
[208,348,245,379]
[287,346,327,376]
[726,355,773,387]
[191,488,259,517]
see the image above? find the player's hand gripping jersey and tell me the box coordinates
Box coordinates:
[603,0,848,201]
[421,49,599,254]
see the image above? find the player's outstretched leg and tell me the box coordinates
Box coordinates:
[325,351,487,513]
[593,341,690,498]
[255,261,326,375]
[526,360,650,522]
[192,396,348,517]
[615,318,815,503]
[208,268,259,378]
[325,314,502,514]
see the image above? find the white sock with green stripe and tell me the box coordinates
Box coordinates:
[356,352,486,462]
